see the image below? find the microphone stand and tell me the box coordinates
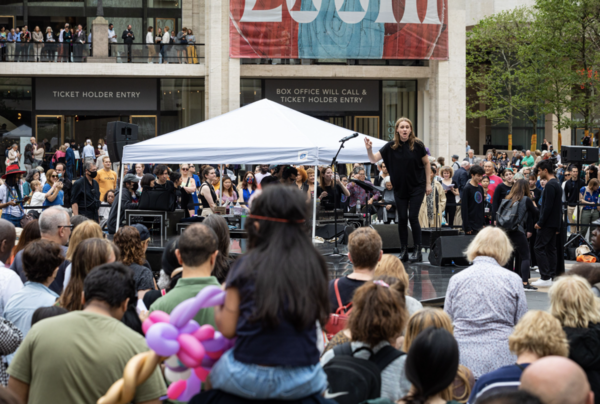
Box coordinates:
[325,139,349,257]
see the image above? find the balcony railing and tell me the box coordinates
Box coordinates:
[0,42,89,62]
[109,43,204,64]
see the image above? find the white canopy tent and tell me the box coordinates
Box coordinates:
[117,99,388,238]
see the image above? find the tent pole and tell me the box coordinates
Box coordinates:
[115,160,125,233]
[220,164,223,206]
[312,165,317,243]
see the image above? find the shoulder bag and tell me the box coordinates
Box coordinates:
[325,278,353,340]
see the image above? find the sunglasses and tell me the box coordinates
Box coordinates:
[182,168,189,171]
[51,175,58,178]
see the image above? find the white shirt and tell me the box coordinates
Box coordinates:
[146,32,154,45]
[161,32,170,44]
[30,191,45,213]
[256,172,271,184]
[59,29,64,42]
[0,263,23,318]
[108,28,117,43]
[82,144,95,158]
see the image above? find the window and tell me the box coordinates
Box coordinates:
[382,81,417,141]
[160,78,205,134]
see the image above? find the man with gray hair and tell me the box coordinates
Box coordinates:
[71,161,100,222]
[10,207,71,294]
[452,160,470,198]
[520,356,594,404]
[82,139,95,165]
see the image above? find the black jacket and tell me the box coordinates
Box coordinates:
[564,323,600,404]
[107,188,138,234]
[452,167,469,198]
[122,30,135,44]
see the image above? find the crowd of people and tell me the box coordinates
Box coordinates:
[0,24,89,62]
[0,121,599,403]
[0,184,597,404]
[0,22,199,63]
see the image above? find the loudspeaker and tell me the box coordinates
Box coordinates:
[421,228,460,250]
[373,224,411,252]
[106,122,139,162]
[315,223,346,240]
[561,146,599,164]
[429,235,475,266]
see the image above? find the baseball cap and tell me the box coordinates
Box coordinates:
[452,154,459,159]
[123,173,138,184]
[132,224,150,242]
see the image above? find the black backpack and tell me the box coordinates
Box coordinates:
[497,198,527,232]
[322,343,404,404]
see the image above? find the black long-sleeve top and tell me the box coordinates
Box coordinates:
[537,178,563,229]
[565,179,585,206]
[462,182,485,233]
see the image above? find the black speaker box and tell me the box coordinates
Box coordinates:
[561,146,599,164]
[429,235,475,266]
[421,228,460,250]
[315,223,346,240]
[106,122,139,162]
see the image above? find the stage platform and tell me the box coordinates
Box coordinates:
[317,242,467,307]
[144,240,466,308]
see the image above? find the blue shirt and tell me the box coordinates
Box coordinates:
[15,33,20,42]
[42,183,64,207]
[7,33,15,42]
[580,186,599,210]
[4,282,59,358]
[192,174,200,214]
[468,363,529,404]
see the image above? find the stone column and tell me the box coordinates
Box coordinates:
[88,16,116,63]
[428,0,466,160]
[206,0,240,119]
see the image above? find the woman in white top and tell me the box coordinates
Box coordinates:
[6,144,19,166]
[161,27,171,64]
[134,163,145,184]
[146,26,156,63]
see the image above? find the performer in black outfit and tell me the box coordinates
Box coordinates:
[532,160,563,287]
[365,117,431,262]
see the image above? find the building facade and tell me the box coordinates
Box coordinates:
[0,0,467,162]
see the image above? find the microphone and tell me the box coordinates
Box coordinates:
[340,133,359,143]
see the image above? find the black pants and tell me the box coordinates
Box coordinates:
[80,209,99,223]
[396,192,424,246]
[529,228,537,267]
[534,227,558,280]
[507,230,531,283]
[446,204,456,227]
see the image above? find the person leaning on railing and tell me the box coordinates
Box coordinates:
[186,28,198,64]
[44,27,56,62]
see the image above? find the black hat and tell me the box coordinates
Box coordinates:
[132,224,150,242]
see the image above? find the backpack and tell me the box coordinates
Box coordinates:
[322,343,404,404]
[497,198,527,232]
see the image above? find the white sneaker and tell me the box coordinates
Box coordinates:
[531,279,553,287]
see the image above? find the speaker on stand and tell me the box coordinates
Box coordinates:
[106,122,139,173]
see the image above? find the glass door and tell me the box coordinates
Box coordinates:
[130,115,158,141]
[36,115,64,152]
[354,116,380,139]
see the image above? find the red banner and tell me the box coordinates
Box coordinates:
[230,0,449,60]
